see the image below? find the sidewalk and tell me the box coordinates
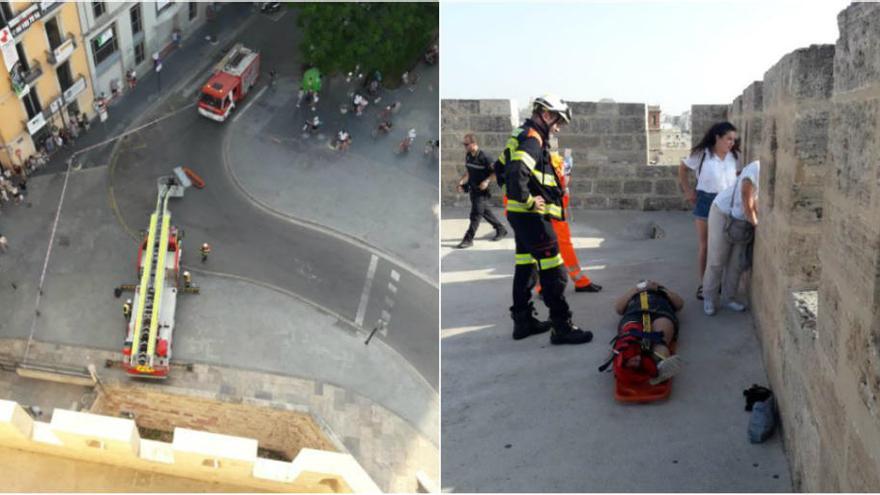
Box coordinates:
[225,59,439,281]
[32,3,255,177]
[441,207,791,492]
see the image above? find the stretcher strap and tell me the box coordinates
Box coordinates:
[640,291,652,333]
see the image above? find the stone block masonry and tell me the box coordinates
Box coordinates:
[441,99,690,210]
[731,3,880,491]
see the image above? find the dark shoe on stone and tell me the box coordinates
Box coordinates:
[550,319,593,345]
[456,238,473,249]
[492,228,508,241]
[511,304,553,340]
[575,282,602,293]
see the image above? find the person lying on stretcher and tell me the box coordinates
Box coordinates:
[606,280,685,385]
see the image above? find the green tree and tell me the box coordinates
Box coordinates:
[295,3,438,82]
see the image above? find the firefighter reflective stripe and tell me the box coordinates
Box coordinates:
[497,129,523,165]
[507,196,536,213]
[515,253,537,265]
[640,291,652,333]
[532,169,558,187]
[538,253,564,271]
[545,204,563,219]
[511,150,536,169]
[507,198,562,219]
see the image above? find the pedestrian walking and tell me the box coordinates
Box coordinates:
[200,242,211,262]
[182,270,192,288]
[269,68,277,88]
[455,134,506,249]
[0,235,8,253]
[499,94,593,345]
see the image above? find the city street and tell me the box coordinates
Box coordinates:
[0,4,438,459]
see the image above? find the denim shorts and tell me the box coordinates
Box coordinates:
[693,190,717,219]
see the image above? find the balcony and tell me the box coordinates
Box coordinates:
[11,59,42,97]
[20,59,43,85]
[46,33,77,65]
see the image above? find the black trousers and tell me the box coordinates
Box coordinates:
[507,212,570,322]
[463,190,504,241]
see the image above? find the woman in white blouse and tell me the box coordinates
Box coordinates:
[678,122,740,301]
[703,161,760,315]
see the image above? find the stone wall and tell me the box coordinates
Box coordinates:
[733,3,880,491]
[0,399,380,492]
[690,104,729,148]
[441,99,689,210]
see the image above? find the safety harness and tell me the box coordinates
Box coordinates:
[598,291,665,384]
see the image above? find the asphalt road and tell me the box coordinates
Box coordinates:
[108,11,438,388]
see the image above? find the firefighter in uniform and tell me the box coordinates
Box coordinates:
[182,270,192,289]
[497,95,593,344]
[200,243,211,262]
[123,299,132,321]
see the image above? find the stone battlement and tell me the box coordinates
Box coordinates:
[0,397,379,492]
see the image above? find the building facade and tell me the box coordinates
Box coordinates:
[0,0,95,169]
[76,1,207,101]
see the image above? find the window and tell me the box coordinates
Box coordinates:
[91,25,118,66]
[23,90,42,120]
[188,2,197,20]
[130,4,141,35]
[56,60,73,91]
[92,1,105,19]
[155,0,173,15]
[45,16,63,50]
[0,2,15,29]
[134,40,145,65]
[15,42,29,72]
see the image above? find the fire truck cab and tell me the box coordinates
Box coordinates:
[197,43,260,122]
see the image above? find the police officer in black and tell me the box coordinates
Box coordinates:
[456,134,507,249]
[499,95,593,345]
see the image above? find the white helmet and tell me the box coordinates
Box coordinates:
[533,94,572,123]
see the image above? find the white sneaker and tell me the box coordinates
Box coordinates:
[725,300,747,312]
[703,299,716,316]
[650,355,683,385]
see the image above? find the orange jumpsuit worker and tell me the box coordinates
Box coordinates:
[546,152,602,293]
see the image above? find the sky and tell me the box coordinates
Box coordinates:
[441,0,851,115]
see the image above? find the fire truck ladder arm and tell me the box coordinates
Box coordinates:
[146,193,172,358]
[131,190,169,368]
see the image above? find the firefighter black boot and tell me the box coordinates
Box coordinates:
[511,303,553,340]
[550,313,593,345]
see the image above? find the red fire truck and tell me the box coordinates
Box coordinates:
[197,43,260,122]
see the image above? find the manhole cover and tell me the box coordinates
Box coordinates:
[58,236,70,247]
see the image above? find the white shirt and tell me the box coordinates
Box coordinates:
[682,148,739,194]
[713,161,760,220]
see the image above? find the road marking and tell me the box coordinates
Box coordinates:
[387,282,397,294]
[384,296,395,309]
[390,269,400,282]
[354,254,378,327]
[232,85,267,123]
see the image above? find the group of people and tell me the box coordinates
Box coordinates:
[452,94,760,386]
[298,66,428,154]
[678,121,759,316]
